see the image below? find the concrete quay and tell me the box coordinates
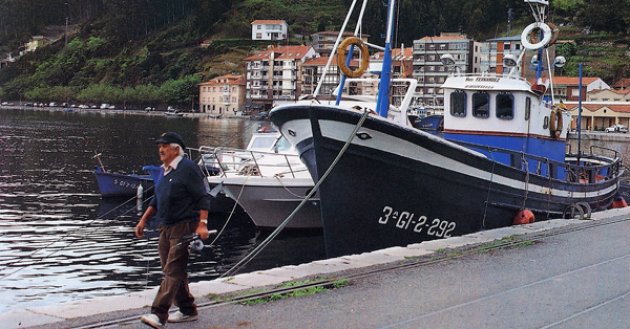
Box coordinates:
[8,207,630,329]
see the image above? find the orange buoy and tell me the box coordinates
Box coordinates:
[513,209,535,225]
[611,196,628,208]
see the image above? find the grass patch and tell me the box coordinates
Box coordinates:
[240,278,350,305]
[477,235,537,253]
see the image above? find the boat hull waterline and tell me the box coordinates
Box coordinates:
[271,106,620,257]
[218,176,321,230]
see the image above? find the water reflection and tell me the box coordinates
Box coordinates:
[0,109,324,313]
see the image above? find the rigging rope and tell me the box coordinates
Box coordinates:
[221,109,372,277]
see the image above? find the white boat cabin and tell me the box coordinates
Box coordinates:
[441,73,572,179]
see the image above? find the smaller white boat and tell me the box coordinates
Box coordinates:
[165,107,184,117]
[204,131,320,230]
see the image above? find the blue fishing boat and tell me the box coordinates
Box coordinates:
[93,166,155,197]
[270,0,625,257]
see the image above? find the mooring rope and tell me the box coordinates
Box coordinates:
[221,108,372,277]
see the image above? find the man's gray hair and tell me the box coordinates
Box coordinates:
[169,143,185,156]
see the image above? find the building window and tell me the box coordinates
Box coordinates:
[496,92,514,120]
[450,90,467,117]
[472,92,490,118]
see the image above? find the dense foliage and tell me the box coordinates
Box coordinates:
[1,0,630,106]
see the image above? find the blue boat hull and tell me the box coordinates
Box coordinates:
[94,167,153,197]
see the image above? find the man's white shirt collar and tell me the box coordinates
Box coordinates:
[163,155,183,175]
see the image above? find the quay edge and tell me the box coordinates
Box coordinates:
[5,206,630,329]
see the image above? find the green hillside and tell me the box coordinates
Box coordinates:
[1,0,630,106]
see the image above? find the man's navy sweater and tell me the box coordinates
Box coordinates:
[149,157,210,226]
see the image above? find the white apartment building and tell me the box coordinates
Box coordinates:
[412,33,473,110]
[251,20,288,41]
[245,45,317,109]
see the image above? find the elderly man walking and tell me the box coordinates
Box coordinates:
[135,132,210,329]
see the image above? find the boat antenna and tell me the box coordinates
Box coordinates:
[375,0,396,117]
[577,63,583,164]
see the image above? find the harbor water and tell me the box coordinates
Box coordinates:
[0,108,325,313]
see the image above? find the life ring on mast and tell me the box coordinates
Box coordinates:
[521,22,553,50]
[337,37,370,78]
[549,108,563,138]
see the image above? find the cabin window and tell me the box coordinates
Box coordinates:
[472,92,490,118]
[525,97,531,120]
[450,90,467,117]
[543,116,549,129]
[496,93,514,120]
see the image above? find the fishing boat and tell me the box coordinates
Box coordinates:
[205,131,320,230]
[94,166,154,197]
[269,0,624,256]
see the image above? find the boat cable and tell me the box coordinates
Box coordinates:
[521,153,531,210]
[221,109,372,278]
[206,167,254,248]
[0,188,155,281]
[482,150,497,228]
[546,161,553,220]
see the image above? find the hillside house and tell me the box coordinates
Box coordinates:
[251,20,288,41]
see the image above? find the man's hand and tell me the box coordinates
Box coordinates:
[135,221,145,238]
[135,206,155,239]
[196,224,209,240]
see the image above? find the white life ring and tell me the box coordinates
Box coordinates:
[521,22,553,50]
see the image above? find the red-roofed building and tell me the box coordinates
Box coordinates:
[251,20,288,41]
[198,74,246,116]
[550,76,610,102]
[587,88,630,102]
[565,102,630,131]
[245,45,317,108]
[612,78,630,90]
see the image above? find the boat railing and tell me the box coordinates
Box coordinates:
[455,140,622,184]
[197,146,309,179]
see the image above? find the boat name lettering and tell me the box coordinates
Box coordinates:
[112,178,137,189]
[378,206,456,238]
[475,77,500,82]
[464,85,494,89]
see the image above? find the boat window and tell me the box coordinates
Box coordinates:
[525,97,531,120]
[274,136,292,153]
[496,93,514,120]
[543,116,549,129]
[450,90,466,117]
[249,136,276,151]
[472,92,490,118]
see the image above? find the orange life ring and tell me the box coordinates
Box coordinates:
[337,37,370,78]
[549,109,563,138]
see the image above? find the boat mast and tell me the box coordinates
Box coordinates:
[375,0,396,117]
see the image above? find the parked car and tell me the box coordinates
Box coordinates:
[605,124,628,133]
